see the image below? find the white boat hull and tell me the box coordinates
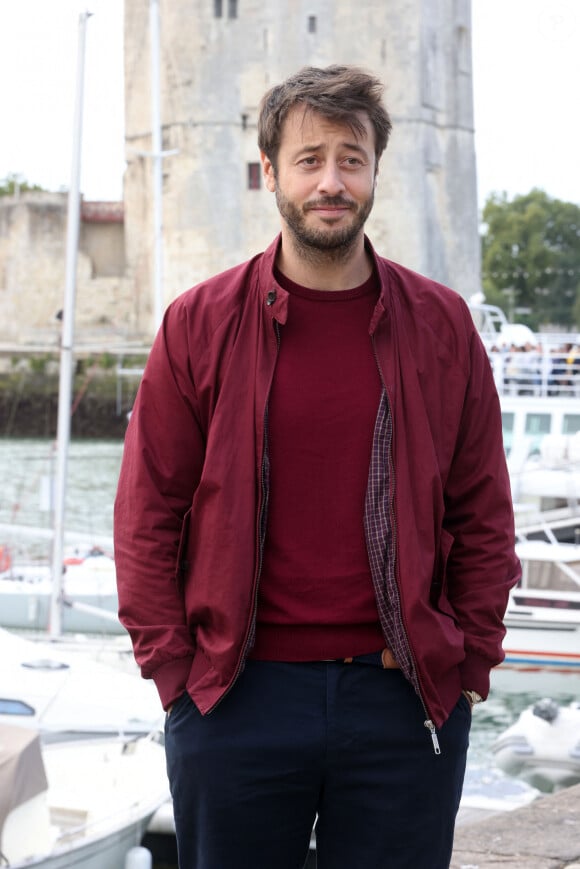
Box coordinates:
[502,621,580,673]
[0,582,121,633]
[11,816,153,869]
[0,555,123,634]
[0,628,163,739]
[501,584,580,674]
[4,732,169,869]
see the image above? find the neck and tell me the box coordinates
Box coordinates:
[276,230,372,291]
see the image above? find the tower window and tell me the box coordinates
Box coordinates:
[214,0,222,17]
[308,15,317,34]
[248,163,261,190]
[456,26,470,74]
[228,0,238,18]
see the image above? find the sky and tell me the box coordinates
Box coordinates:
[1,0,579,209]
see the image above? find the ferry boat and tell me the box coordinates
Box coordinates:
[471,302,580,675]
[471,301,580,517]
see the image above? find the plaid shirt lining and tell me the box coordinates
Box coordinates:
[364,389,419,696]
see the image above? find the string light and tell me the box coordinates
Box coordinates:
[483,267,580,280]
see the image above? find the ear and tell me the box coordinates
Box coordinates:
[260,151,276,192]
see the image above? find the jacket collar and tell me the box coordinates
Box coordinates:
[257,232,391,331]
[257,235,289,326]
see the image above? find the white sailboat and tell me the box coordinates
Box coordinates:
[0,7,122,637]
[0,0,173,637]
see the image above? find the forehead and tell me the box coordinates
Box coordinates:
[280,105,375,153]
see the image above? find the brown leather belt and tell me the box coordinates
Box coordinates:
[338,648,400,669]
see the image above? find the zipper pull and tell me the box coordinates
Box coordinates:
[424,719,441,755]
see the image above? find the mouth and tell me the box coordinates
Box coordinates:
[305,200,354,219]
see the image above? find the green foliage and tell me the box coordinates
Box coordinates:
[28,355,52,374]
[0,173,45,197]
[99,352,117,370]
[481,189,580,330]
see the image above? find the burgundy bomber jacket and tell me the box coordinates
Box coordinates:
[114,235,521,730]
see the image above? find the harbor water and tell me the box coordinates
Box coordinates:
[1,437,579,863]
[0,437,120,560]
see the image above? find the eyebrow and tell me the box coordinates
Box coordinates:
[293,141,369,158]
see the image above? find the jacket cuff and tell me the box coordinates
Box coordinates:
[152,655,194,710]
[458,652,493,700]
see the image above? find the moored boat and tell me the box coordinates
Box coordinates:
[0,723,169,869]
[500,537,580,675]
[0,627,162,741]
[491,698,580,792]
[0,546,122,635]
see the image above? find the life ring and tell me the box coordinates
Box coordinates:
[0,545,11,573]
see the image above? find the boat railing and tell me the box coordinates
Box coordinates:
[487,347,580,398]
[515,509,580,543]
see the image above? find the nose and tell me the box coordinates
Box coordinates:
[317,162,346,196]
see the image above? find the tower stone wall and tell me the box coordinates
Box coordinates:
[124,0,480,333]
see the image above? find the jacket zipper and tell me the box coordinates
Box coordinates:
[207,315,441,756]
[371,335,441,756]
[207,317,280,713]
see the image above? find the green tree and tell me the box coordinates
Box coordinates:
[481,189,580,330]
[0,173,45,197]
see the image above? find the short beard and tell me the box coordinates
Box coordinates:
[275,186,374,265]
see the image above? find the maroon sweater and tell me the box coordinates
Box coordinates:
[249,269,385,661]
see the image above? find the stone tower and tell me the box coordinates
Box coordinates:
[124,0,480,334]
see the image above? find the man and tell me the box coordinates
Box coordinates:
[114,65,520,869]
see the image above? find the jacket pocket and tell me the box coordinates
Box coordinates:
[430,528,457,619]
[175,507,192,589]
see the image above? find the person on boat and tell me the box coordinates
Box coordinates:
[114,65,521,869]
[549,344,572,395]
[566,343,580,395]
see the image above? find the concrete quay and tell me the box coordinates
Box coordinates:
[451,782,580,868]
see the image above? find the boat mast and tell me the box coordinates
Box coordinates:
[150,0,164,332]
[49,10,91,638]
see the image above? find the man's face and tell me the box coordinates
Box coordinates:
[261,106,377,253]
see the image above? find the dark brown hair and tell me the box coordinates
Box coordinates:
[258,65,392,171]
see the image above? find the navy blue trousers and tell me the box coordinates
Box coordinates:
[164,659,470,869]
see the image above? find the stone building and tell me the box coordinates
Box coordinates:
[0,1,480,347]
[0,193,133,348]
[124,0,481,334]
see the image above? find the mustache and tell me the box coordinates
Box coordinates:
[304,197,355,211]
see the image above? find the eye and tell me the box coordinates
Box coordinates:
[343,156,364,167]
[299,156,319,167]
